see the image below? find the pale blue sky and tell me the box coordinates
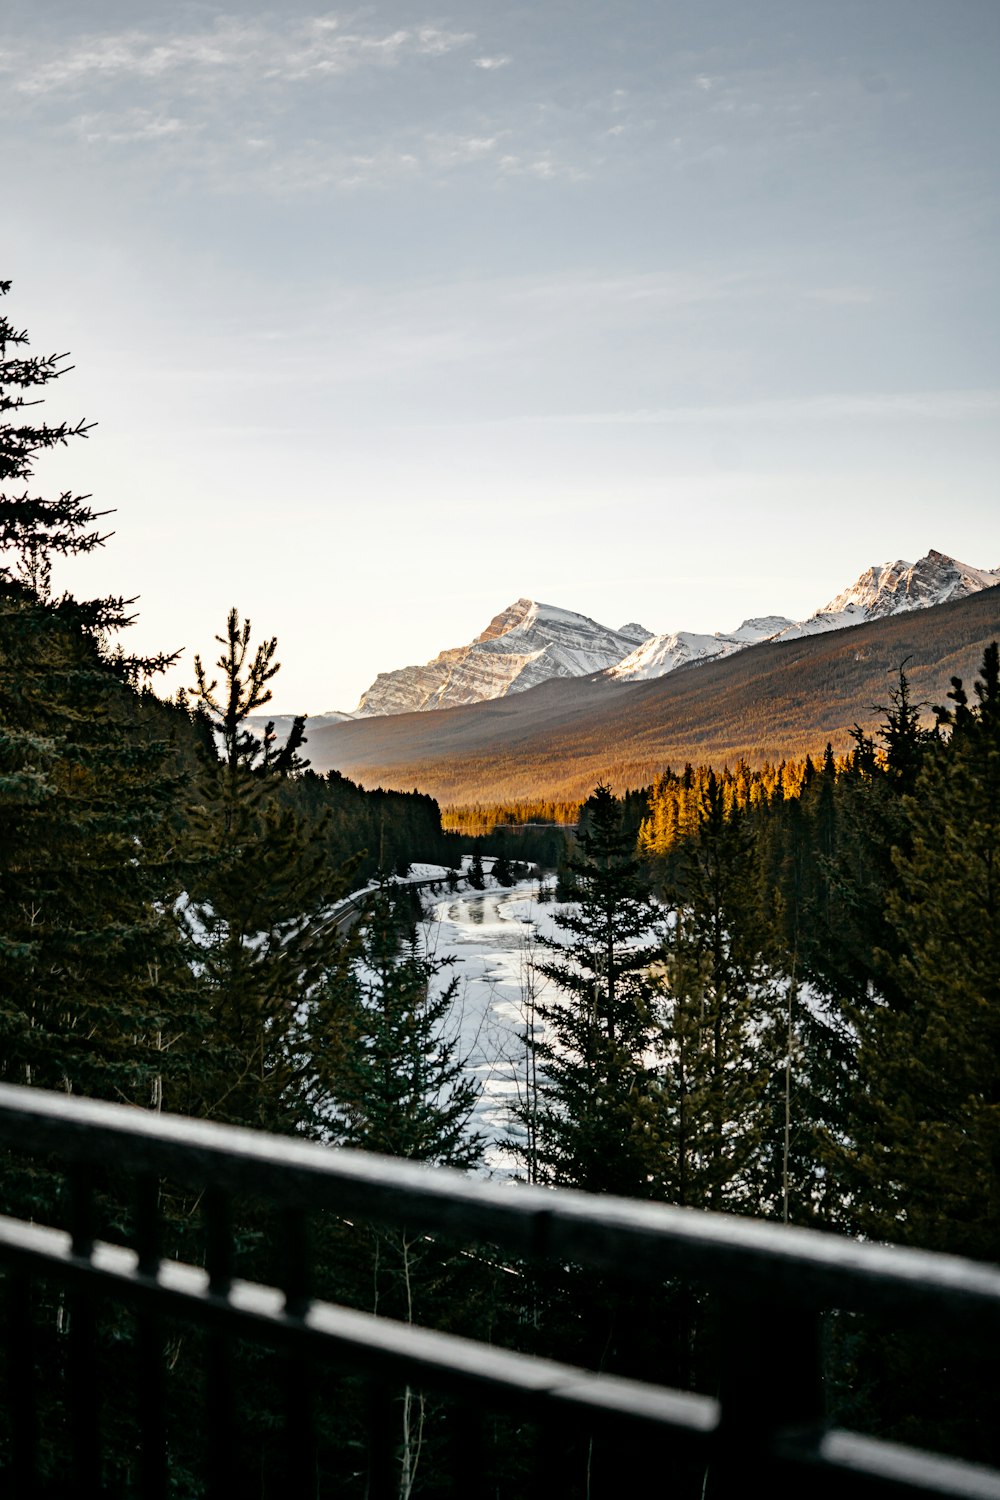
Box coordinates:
[4,1,999,710]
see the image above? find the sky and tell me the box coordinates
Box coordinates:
[4,0,999,712]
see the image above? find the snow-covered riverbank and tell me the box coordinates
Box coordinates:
[422,880,566,1174]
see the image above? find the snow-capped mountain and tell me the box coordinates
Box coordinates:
[609,550,998,682]
[304,548,997,721]
[608,616,793,682]
[771,550,1000,642]
[354,599,651,717]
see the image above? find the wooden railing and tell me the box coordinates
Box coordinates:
[0,1083,998,1497]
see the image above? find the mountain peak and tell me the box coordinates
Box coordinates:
[474,598,537,643]
[355,599,647,717]
[345,548,999,717]
[820,549,999,620]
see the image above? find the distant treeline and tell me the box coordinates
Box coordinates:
[442,797,582,831]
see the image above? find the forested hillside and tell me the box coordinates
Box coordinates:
[305,584,1000,803]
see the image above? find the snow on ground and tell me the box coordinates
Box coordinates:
[400,862,450,881]
[420,880,562,1175]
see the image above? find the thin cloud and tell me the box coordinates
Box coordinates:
[15,16,474,97]
[71,108,188,145]
[425,133,504,167]
[498,152,585,182]
[534,391,1000,425]
[474,55,511,70]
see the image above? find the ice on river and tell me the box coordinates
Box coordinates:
[421,880,564,1176]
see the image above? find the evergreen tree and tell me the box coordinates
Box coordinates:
[854,644,1000,1261]
[309,877,485,1497]
[524,785,663,1197]
[805,670,932,1010]
[0,278,188,1111]
[467,848,486,890]
[0,590,192,1106]
[320,875,481,1167]
[180,608,356,1133]
[0,278,215,1488]
[1,281,108,608]
[651,773,776,1213]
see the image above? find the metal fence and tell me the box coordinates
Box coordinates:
[0,1082,998,1497]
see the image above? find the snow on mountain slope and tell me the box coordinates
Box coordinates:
[354,599,652,716]
[610,551,998,681]
[824,548,998,618]
[314,549,997,718]
[773,549,1000,642]
[609,616,793,682]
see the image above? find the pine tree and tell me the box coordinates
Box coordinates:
[651,772,776,1213]
[823,647,1000,1466]
[180,608,357,1133]
[854,643,1000,1260]
[0,279,188,1111]
[0,593,192,1106]
[1,282,107,599]
[805,670,932,1010]
[320,874,481,1167]
[0,279,216,1488]
[524,785,663,1197]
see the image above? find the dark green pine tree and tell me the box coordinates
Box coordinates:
[318,874,481,1167]
[179,607,358,1134]
[509,789,704,1498]
[754,753,856,1230]
[825,646,1000,1467]
[467,847,486,889]
[0,595,194,1105]
[806,670,933,1010]
[0,278,220,1489]
[0,279,188,1112]
[652,772,776,1214]
[525,784,663,1198]
[854,643,1000,1261]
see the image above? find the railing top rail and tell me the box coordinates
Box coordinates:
[1,1083,997,1327]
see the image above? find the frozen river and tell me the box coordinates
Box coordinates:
[420,880,565,1174]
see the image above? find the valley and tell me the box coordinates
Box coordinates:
[304,583,1000,804]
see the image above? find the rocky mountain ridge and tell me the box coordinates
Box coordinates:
[250,549,998,732]
[608,550,998,684]
[352,549,997,716]
[353,598,651,717]
[303,584,1000,804]
[607,615,795,682]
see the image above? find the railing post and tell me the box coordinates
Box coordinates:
[135,1173,167,1500]
[205,1186,235,1500]
[281,1207,316,1493]
[367,1381,398,1500]
[707,1295,825,1496]
[67,1161,102,1491]
[7,1268,37,1492]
